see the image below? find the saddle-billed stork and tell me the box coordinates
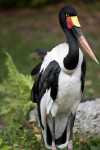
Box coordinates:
[31,6,98,150]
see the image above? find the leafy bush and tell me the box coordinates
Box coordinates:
[0,137,12,150]
[0,51,35,127]
[0,51,44,150]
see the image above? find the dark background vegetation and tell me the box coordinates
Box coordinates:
[0,0,99,8]
[0,0,100,149]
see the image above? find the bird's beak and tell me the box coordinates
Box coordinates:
[72,26,99,64]
[78,36,99,64]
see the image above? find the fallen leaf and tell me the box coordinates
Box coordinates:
[27,121,33,128]
[13,143,18,147]
[78,137,84,145]
[78,137,88,145]
[33,126,40,133]
[35,134,41,141]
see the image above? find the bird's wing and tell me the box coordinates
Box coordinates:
[31,48,48,76]
[31,62,42,76]
[35,48,47,58]
[31,60,61,129]
[31,60,61,103]
[81,57,86,94]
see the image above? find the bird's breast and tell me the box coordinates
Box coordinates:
[55,69,81,114]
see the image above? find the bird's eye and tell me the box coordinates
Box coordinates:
[66,14,69,17]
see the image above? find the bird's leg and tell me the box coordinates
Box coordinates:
[52,117,56,150]
[68,139,73,150]
[68,124,73,150]
[68,114,76,150]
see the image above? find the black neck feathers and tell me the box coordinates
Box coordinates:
[63,27,79,70]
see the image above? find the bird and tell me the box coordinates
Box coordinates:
[31,6,99,150]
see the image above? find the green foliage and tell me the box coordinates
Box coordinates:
[0,51,35,127]
[0,0,59,8]
[30,0,48,7]
[0,127,42,150]
[0,127,100,150]
[29,0,59,7]
[72,132,100,150]
[0,0,99,8]
[0,137,11,150]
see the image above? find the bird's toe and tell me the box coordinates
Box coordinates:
[52,142,56,150]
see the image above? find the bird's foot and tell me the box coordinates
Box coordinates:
[68,140,73,150]
[52,142,56,150]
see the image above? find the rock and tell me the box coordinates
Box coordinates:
[29,98,100,134]
[28,107,38,122]
[74,98,100,134]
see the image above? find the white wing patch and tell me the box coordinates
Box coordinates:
[46,89,54,115]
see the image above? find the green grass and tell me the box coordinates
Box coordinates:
[0,127,41,150]
[0,127,100,150]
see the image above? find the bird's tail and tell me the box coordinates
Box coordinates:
[42,113,71,149]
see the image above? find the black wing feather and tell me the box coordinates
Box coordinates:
[31,60,61,103]
[31,62,42,76]
[35,48,47,58]
[31,48,47,76]
[31,60,61,129]
[81,57,86,94]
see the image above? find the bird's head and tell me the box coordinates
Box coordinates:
[59,6,99,64]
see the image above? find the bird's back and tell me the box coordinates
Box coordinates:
[40,43,69,72]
